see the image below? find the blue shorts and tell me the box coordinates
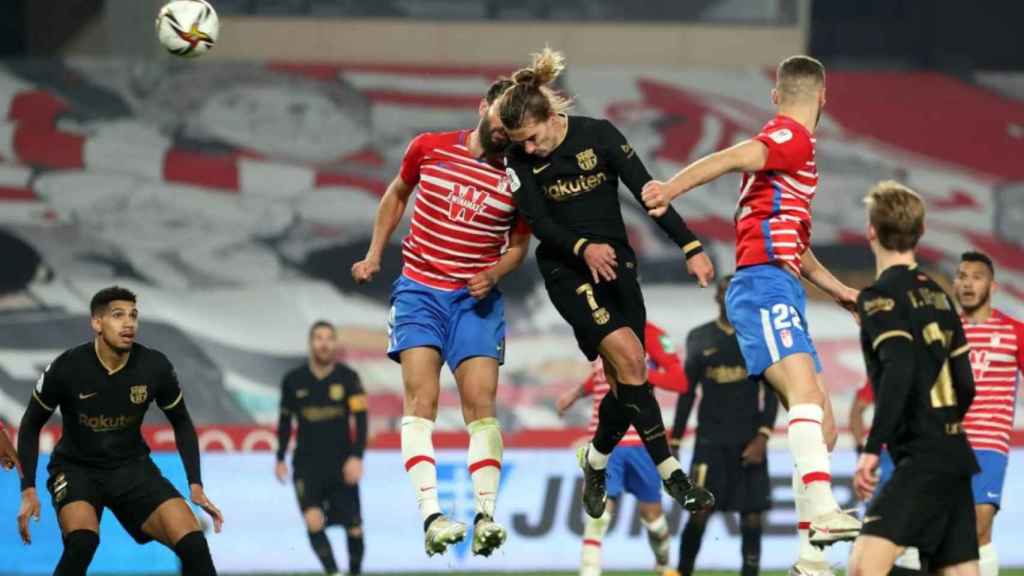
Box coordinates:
[606,445,662,504]
[972,450,1008,509]
[725,264,822,377]
[878,448,895,489]
[386,275,505,370]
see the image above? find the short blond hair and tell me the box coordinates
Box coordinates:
[499,47,573,129]
[776,55,825,103]
[864,180,925,252]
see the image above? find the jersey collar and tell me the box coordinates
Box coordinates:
[94,339,131,375]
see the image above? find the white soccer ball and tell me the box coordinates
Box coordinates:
[155,0,219,58]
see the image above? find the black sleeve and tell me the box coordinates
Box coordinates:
[19,358,61,490]
[507,160,588,260]
[600,120,703,258]
[672,332,702,443]
[858,288,916,455]
[17,400,51,490]
[949,321,975,419]
[757,380,780,434]
[276,376,294,462]
[346,370,368,458]
[162,399,202,487]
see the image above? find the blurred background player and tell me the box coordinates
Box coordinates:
[671,275,778,576]
[350,78,530,557]
[850,181,979,576]
[500,47,715,521]
[15,286,222,576]
[953,251,1024,576]
[556,321,688,576]
[275,321,368,576]
[642,55,862,559]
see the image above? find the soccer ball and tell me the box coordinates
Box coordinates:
[155,0,219,58]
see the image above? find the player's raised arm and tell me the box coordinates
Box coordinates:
[156,362,223,533]
[642,139,769,217]
[351,137,421,284]
[644,325,687,393]
[468,218,531,300]
[602,121,715,287]
[858,288,916,456]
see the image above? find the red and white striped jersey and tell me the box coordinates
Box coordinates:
[961,309,1024,455]
[398,130,525,290]
[735,116,817,275]
[582,323,688,447]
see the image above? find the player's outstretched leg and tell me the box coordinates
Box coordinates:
[579,391,631,518]
[600,331,714,514]
[579,504,612,576]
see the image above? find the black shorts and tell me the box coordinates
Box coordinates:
[543,259,645,361]
[690,441,770,513]
[46,457,182,544]
[294,465,362,529]
[862,463,978,570]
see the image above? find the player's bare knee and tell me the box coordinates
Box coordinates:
[304,508,326,533]
[403,386,439,419]
[347,526,363,538]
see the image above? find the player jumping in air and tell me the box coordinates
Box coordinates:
[16,286,222,576]
[849,181,979,576]
[672,275,779,576]
[642,55,861,573]
[556,321,688,576]
[498,47,715,519]
[953,251,1024,576]
[351,79,529,557]
[276,321,368,576]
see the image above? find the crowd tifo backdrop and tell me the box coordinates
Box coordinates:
[0,54,1023,572]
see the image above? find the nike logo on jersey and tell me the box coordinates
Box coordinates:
[78,392,98,400]
[533,163,551,174]
[987,491,1000,499]
[420,486,436,492]
[862,515,881,524]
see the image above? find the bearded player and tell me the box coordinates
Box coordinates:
[953,251,1024,576]
[351,79,529,557]
[642,55,861,574]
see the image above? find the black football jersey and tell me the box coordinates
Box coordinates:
[506,115,700,277]
[858,264,978,475]
[674,320,778,445]
[32,341,183,469]
[279,363,366,466]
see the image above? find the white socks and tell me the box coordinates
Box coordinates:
[979,543,999,576]
[655,457,683,480]
[467,417,503,518]
[401,416,441,522]
[793,466,827,565]
[787,404,839,518]
[581,507,612,576]
[587,443,610,470]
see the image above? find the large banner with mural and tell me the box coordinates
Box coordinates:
[0,58,1022,439]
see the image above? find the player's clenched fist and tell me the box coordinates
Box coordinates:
[351,259,381,284]
[467,269,499,300]
[642,180,671,217]
[686,252,715,288]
